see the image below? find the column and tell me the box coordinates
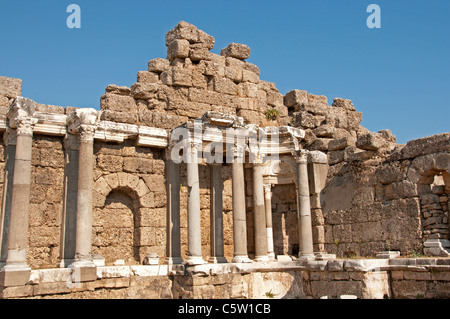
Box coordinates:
[209,163,227,263]
[253,159,269,262]
[1,97,37,286]
[59,134,79,267]
[67,109,98,280]
[0,129,16,266]
[264,184,275,260]
[165,150,183,265]
[295,149,314,259]
[231,158,251,263]
[185,139,206,265]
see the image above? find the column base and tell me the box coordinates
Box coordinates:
[184,256,207,266]
[166,257,184,265]
[68,259,97,282]
[232,255,252,263]
[0,264,31,287]
[253,255,270,262]
[268,252,276,261]
[208,256,228,264]
[297,253,315,261]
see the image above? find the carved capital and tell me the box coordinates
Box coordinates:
[293,149,309,164]
[67,108,98,141]
[15,116,38,136]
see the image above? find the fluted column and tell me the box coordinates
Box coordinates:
[295,149,314,259]
[1,97,37,286]
[264,184,275,260]
[253,158,269,262]
[186,139,206,265]
[165,149,183,265]
[209,163,227,263]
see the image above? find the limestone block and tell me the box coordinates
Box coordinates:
[292,111,323,129]
[0,76,22,98]
[0,95,10,107]
[266,90,284,107]
[220,43,251,60]
[284,89,308,108]
[130,82,160,100]
[166,21,214,49]
[242,69,259,83]
[332,98,355,111]
[356,132,387,151]
[308,94,328,106]
[224,66,243,83]
[137,71,159,84]
[399,133,450,160]
[123,157,154,174]
[100,93,137,112]
[212,76,237,95]
[171,67,193,87]
[189,43,210,62]
[148,58,170,73]
[105,84,131,96]
[328,136,356,151]
[100,110,138,125]
[167,39,190,61]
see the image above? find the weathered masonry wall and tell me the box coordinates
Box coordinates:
[1,259,449,299]
[0,21,449,299]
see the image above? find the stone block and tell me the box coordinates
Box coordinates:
[242,69,259,83]
[0,76,22,98]
[171,67,193,87]
[212,76,237,95]
[0,268,31,287]
[328,136,356,151]
[148,58,170,73]
[167,39,190,61]
[356,132,387,151]
[399,133,450,160]
[284,89,308,108]
[100,93,137,112]
[332,98,355,110]
[220,43,251,60]
[308,94,328,106]
[137,71,159,84]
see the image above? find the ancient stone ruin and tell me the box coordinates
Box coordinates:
[0,21,448,299]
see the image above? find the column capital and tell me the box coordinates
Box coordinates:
[14,116,38,137]
[7,97,37,137]
[263,183,272,193]
[293,149,309,164]
[67,108,98,141]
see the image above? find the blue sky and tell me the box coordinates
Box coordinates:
[0,0,448,144]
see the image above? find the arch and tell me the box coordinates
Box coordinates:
[92,172,151,265]
[407,152,450,256]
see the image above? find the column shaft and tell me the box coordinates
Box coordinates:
[5,133,33,267]
[264,184,275,260]
[253,163,268,261]
[166,156,182,264]
[296,153,314,258]
[231,161,250,263]
[186,142,205,265]
[209,164,226,263]
[74,135,94,264]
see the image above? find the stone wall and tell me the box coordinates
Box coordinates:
[1,258,448,299]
